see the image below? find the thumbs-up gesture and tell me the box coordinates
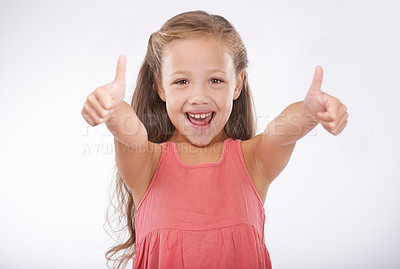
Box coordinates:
[82,55,127,126]
[304,66,348,136]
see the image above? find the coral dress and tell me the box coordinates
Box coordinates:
[133,138,272,269]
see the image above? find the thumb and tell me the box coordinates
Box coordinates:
[308,65,323,95]
[113,55,126,84]
[110,55,126,102]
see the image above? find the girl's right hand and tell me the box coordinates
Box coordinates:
[81,55,127,126]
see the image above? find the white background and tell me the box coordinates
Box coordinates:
[1,0,399,268]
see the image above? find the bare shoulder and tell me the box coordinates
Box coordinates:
[148,141,163,174]
[242,132,296,185]
[114,139,163,206]
[239,134,263,172]
[239,134,270,204]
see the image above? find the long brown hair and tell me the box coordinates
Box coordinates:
[105,10,257,268]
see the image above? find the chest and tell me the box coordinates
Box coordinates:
[134,156,266,236]
[132,140,269,210]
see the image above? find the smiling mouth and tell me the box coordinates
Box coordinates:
[185,112,215,126]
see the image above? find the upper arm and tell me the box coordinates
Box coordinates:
[114,137,160,192]
[252,133,296,183]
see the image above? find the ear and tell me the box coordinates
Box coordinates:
[233,70,245,100]
[154,72,166,102]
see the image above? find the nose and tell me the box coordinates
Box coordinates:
[187,87,210,105]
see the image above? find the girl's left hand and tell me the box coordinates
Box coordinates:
[304,65,349,136]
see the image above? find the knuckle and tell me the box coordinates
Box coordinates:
[82,111,89,120]
[97,85,109,95]
[94,87,103,96]
[104,102,111,110]
[87,94,96,104]
[96,86,105,92]
[83,114,95,126]
[331,128,339,136]
[93,114,100,122]
[95,116,105,125]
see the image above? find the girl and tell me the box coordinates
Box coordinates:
[82,10,348,269]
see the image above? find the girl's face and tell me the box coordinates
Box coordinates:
[157,36,243,147]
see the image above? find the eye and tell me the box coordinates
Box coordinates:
[175,79,189,85]
[210,78,223,84]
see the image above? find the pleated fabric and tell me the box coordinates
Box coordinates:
[133,138,272,269]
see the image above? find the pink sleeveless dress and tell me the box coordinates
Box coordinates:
[133,138,272,269]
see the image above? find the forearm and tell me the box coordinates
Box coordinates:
[105,101,148,147]
[264,101,318,146]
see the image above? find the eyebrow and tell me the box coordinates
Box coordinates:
[170,69,227,76]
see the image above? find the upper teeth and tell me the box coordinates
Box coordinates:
[188,112,212,119]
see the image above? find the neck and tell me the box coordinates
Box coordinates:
[170,130,228,149]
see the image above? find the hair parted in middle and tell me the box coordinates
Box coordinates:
[105,10,257,269]
[132,10,256,143]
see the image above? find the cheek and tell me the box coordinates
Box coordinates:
[165,93,185,114]
[215,92,233,112]
[222,102,233,118]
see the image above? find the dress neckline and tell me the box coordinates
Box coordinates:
[169,138,231,168]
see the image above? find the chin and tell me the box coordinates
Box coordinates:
[187,136,213,147]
